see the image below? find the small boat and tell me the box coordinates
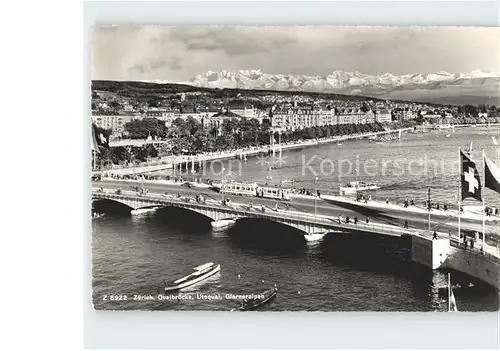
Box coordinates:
[164,262,221,292]
[437,281,476,298]
[92,212,105,219]
[304,232,327,242]
[131,208,158,215]
[339,181,380,195]
[211,219,236,229]
[231,285,278,311]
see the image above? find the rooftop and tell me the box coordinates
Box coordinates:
[211,110,243,118]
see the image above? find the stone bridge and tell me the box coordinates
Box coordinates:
[91,190,500,289]
[92,190,432,239]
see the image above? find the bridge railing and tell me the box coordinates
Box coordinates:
[450,240,500,262]
[92,190,430,238]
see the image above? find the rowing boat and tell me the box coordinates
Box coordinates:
[164,262,220,292]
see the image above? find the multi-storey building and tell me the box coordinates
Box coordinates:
[375,109,392,123]
[91,115,137,135]
[202,110,244,135]
[392,108,417,121]
[270,106,335,131]
[145,109,178,118]
[336,108,376,125]
[228,104,258,119]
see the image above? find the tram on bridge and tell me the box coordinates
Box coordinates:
[219,181,292,201]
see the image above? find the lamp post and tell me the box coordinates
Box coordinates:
[314,177,319,218]
[428,188,431,233]
[221,167,226,203]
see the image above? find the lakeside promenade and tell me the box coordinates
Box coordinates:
[95,128,413,176]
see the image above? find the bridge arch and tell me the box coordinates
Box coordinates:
[156,205,215,221]
[92,198,135,215]
[228,217,308,250]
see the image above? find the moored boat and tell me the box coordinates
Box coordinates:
[92,212,105,219]
[231,285,278,311]
[211,219,236,229]
[164,262,221,292]
[304,232,327,242]
[131,208,158,215]
[339,181,380,195]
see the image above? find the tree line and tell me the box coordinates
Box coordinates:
[94,117,412,167]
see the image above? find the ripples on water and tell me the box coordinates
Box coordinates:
[164,128,500,206]
[92,209,499,312]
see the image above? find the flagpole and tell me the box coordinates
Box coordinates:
[482,149,486,250]
[428,188,431,233]
[448,273,451,312]
[458,147,461,243]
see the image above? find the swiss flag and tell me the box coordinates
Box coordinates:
[460,149,481,201]
[92,123,109,154]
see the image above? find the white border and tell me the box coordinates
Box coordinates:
[3,0,82,350]
[80,1,500,350]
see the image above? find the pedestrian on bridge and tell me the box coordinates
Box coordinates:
[354,217,358,224]
[366,217,370,224]
[404,220,409,229]
[433,231,437,240]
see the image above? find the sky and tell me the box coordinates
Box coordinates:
[92,26,500,81]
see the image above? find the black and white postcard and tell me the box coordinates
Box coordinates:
[91,26,500,311]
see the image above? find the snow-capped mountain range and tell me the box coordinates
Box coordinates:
[185,69,499,93]
[146,69,500,105]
